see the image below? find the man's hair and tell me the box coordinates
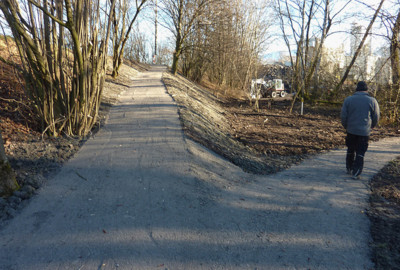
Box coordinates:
[356,81,368,91]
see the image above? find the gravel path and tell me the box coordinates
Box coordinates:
[0,66,399,269]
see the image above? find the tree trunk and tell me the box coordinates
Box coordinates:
[390,11,400,87]
[0,0,116,137]
[111,0,148,78]
[172,35,183,75]
[164,0,211,76]
[112,48,124,78]
[0,131,19,196]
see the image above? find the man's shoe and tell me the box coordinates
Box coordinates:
[351,174,361,180]
[352,168,361,179]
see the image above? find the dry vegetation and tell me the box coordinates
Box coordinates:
[369,157,400,269]
[164,71,397,171]
[163,71,400,270]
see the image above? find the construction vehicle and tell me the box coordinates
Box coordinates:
[250,78,286,99]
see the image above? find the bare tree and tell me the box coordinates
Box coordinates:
[124,28,149,63]
[0,0,116,136]
[381,4,400,87]
[0,130,19,196]
[276,0,351,113]
[111,0,149,78]
[179,0,271,100]
[160,0,212,75]
[334,0,385,93]
[237,2,271,98]
[390,12,400,86]
[154,42,173,65]
[376,2,400,124]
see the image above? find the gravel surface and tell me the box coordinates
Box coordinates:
[1,65,400,269]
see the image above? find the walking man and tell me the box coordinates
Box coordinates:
[341,81,380,179]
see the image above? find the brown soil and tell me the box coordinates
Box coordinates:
[369,157,400,269]
[163,71,400,269]
[163,72,396,170]
[0,62,399,268]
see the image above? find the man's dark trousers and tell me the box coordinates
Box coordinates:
[346,133,369,176]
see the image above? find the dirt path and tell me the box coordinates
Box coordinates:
[0,66,399,269]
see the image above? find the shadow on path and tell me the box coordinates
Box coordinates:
[0,66,399,269]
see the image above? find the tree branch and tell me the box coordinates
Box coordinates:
[334,0,386,93]
[28,0,67,27]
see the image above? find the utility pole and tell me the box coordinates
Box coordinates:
[153,0,158,64]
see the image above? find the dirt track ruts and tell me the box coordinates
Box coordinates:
[0,65,400,269]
